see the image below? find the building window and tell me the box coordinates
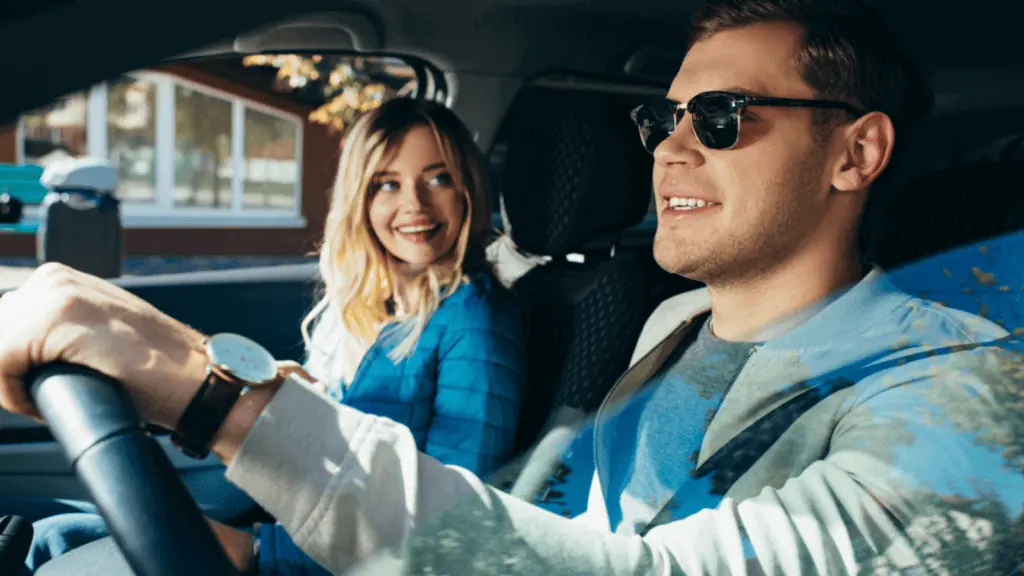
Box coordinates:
[107,75,157,205]
[243,107,299,210]
[12,54,427,229]
[16,71,305,228]
[173,85,234,209]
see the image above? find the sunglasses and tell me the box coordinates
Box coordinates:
[629,91,865,153]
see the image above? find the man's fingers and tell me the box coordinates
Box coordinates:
[0,288,39,419]
[0,375,41,420]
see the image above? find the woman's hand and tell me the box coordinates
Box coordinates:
[277,360,325,392]
[276,360,314,383]
[206,517,256,573]
[0,263,209,429]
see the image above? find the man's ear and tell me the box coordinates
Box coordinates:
[830,112,896,193]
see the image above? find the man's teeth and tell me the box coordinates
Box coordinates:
[668,197,714,210]
[397,224,438,233]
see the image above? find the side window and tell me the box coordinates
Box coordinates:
[5,55,421,228]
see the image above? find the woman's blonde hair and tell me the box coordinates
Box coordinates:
[301,98,493,363]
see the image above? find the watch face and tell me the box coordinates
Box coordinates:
[207,333,278,385]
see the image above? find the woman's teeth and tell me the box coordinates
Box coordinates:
[397,224,440,234]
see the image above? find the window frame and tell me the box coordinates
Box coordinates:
[16,70,306,229]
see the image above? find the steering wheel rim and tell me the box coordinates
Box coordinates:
[28,362,239,576]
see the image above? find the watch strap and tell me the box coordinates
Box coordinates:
[170,366,245,460]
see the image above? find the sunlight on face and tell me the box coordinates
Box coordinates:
[653,22,839,284]
[367,125,466,275]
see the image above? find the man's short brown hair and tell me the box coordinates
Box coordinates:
[690,0,933,133]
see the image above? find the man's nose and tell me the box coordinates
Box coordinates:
[654,125,704,168]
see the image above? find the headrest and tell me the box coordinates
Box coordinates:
[498,87,653,255]
[879,109,1024,188]
[860,112,1024,260]
[867,162,1023,269]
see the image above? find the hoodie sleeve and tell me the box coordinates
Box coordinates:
[225,339,1023,575]
[256,522,333,576]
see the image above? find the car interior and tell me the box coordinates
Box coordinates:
[0,0,1021,573]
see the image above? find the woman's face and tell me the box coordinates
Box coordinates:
[367,124,467,275]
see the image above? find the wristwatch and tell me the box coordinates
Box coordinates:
[170,333,280,460]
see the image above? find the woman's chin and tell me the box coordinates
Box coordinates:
[392,255,436,276]
[388,241,458,274]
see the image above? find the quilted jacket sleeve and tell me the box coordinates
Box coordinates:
[422,286,527,477]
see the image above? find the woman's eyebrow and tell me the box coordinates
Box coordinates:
[373,162,447,178]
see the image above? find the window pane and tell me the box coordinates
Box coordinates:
[107,76,157,204]
[243,108,298,210]
[174,85,232,209]
[21,92,89,167]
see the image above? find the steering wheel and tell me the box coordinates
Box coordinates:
[27,362,239,576]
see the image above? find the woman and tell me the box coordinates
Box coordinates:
[24,97,527,575]
[297,96,524,475]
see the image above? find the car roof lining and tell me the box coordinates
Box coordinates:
[4,0,1024,157]
[5,0,1024,113]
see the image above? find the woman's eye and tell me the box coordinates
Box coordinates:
[428,172,454,187]
[371,180,400,193]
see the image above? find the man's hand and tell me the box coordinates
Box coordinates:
[0,263,209,429]
[206,517,256,573]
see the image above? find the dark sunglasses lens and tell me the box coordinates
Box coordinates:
[691,94,740,150]
[632,101,677,153]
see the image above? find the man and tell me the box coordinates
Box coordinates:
[1,0,1021,574]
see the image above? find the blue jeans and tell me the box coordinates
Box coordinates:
[25,512,108,575]
[2,499,331,575]
[4,496,329,569]
[0,499,104,575]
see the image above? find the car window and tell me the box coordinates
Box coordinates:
[1,54,427,279]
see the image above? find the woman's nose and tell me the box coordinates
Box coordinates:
[398,180,428,210]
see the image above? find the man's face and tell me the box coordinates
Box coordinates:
[653,22,843,283]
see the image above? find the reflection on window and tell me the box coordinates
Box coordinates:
[243,108,298,210]
[20,92,89,167]
[242,54,417,134]
[107,76,157,204]
[174,86,233,208]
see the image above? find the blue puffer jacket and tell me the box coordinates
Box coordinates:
[326,269,527,475]
[258,269,527,575]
